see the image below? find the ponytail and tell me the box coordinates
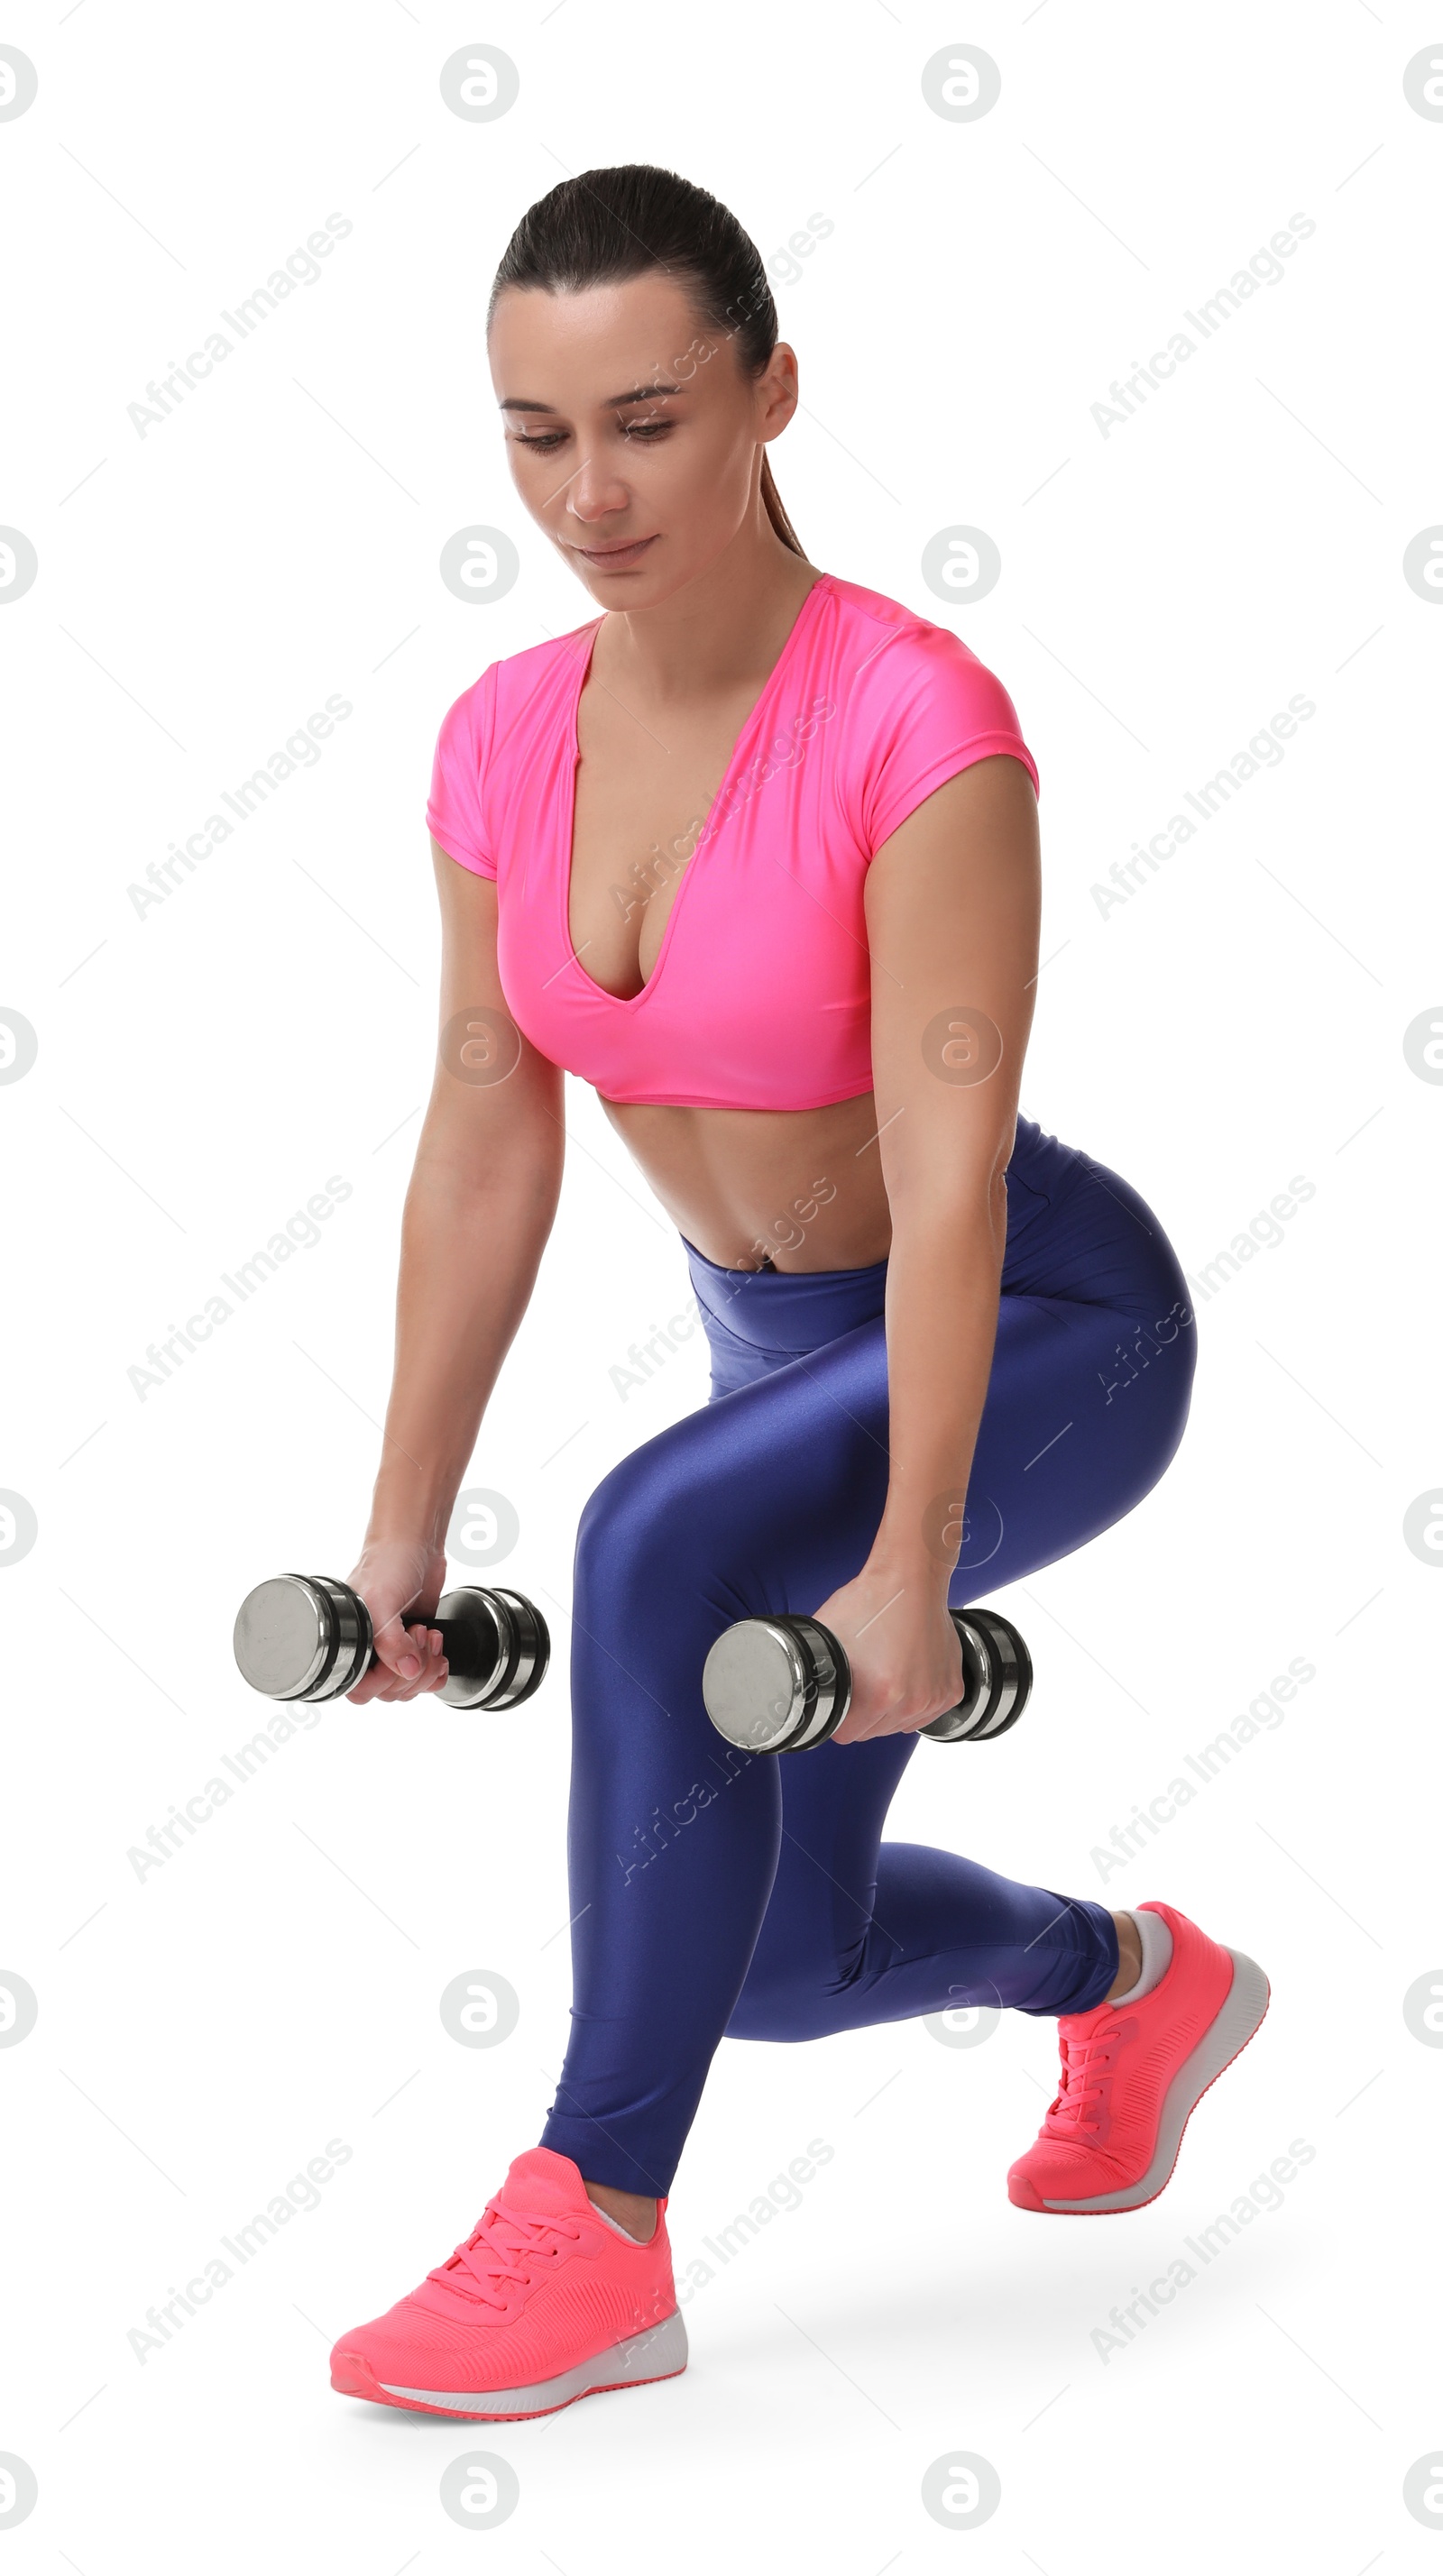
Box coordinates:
[759,453,805,558]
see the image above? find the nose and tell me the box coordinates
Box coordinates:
[563,450,637,528]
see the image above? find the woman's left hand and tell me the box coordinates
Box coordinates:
[812,1566,965,1745]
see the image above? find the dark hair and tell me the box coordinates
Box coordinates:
[488,163,805,558]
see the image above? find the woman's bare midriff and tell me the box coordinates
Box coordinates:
[599,1090,895,1272]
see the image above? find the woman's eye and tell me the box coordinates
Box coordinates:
[620,422,671,441]
[512,431,566,453]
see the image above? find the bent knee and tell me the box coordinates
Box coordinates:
[1092,1294,1197,1474]
[574,1429,734,1623]
[726,1948,864,2044]
[726,1988,836,2044]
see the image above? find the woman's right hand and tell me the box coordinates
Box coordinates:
[343,1536,452,1703]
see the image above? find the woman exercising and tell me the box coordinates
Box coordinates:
[327,165,1268,2422]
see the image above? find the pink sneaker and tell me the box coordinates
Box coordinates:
[330,2147,686,2419]
[1007,1901,1269,2214]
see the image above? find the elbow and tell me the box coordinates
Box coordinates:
[888,1165,1009,1266]
[412,1123,563,1211]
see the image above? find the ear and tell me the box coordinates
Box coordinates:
[756,341,800,441]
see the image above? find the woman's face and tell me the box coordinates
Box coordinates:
[488,271,797,605]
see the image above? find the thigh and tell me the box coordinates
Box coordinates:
[574,1304,896,1649]
[953,1145,1197,1595]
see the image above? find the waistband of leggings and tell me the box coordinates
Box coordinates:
[682,1233,889,1356]
[679,1117,1089,1356]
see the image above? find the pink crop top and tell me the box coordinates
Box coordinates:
[426,570,1039,1113]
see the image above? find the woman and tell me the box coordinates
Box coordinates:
[327,165,1268,2423]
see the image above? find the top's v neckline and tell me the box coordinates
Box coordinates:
[557,571,832,1009]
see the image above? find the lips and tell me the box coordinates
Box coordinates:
[573,536,657,564]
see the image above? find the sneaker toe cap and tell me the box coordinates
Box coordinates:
[1007,2142,1129,2209]
[328,2299,484,2393]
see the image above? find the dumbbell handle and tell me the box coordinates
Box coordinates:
[832,1609,993,1743]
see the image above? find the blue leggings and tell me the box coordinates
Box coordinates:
[538,1119,1197,2196]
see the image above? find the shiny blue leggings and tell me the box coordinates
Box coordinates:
[539,1120,1197,2196]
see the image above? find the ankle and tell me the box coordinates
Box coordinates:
[1105,1904,1174,2003]
[1106,1909,1143,2000]
[584,2179,658,2242]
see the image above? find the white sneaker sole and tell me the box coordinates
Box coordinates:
[379,2307,689,2418]
[1040,1948,1271,2213]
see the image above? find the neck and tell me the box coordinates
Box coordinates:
[596,516,823,706]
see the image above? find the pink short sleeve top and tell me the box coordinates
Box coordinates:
[426,570,1039,1112]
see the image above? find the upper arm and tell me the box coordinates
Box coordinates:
[862,755,1041,1205]
[425,836,565,1178]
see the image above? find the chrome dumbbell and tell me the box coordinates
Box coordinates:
[701,1604,1031,1755]
[233,1572,549,1710]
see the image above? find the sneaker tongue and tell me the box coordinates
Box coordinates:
[497,2145,593,2221]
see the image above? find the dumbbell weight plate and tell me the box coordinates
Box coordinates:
[476,1585,550,1710]
[233,1573,372,1703]
[920,1611,994,1743]
[922,1607,1031,1742]
[435,1586,550,1710]
[965,1608,1032,1739]
[700,1615,850,1755]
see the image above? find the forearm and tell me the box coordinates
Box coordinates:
[365,1137,561,1550]
[867,1177,1008,1600]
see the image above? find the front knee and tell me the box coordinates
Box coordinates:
[574,1422,758,1618]
[577,1443,673,1595]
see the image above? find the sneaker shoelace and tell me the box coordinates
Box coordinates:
[1043,2018,1124,2133]
[428,2196,585,2312]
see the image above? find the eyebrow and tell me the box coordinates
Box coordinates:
[498,383,690,415]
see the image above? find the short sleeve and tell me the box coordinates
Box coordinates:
[842,625,1040,857]
[426,664,498,878]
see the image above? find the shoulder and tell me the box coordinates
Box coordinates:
[427,618,598,876]
[435,616,598,750]
[492,616,599,712]
[823,573,1020,713]
[818,575,1039,842]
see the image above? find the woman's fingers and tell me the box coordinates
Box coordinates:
[833,1705,924,1746]
[373,1613,439,1679]
[374,1613,424,1679]
[349,1618,449,1703]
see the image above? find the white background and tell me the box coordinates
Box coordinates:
[3,3,1440,2567]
